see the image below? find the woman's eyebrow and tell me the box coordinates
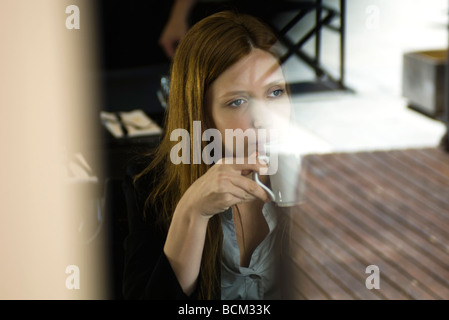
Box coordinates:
[264,79,286,88]
[219,91,249,99]
[218,80,286,99]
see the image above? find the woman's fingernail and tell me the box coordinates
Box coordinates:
[258,156,269,165]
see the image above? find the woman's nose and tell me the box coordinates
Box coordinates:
[250,100,270,129]
[252,117,266,129]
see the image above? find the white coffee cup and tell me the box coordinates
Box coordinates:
[253,142,306,207]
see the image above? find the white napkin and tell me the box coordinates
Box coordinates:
[100,109,162,138]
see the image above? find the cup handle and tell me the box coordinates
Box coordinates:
[253,172,276,202]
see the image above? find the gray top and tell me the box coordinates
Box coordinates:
[221,202,283,300]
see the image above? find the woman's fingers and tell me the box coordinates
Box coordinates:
[216,158,268,174]
[222,182,257,203]
[195,157,270,216]
[228,174,271,203]
[204,182,255,215]
[212,158,270,203]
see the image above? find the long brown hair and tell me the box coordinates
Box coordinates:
[136,10,279,300]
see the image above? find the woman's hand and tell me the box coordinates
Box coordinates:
[164,157,269,295]
[178,158,271,218]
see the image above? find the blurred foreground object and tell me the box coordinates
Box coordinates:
[0,0,107,299]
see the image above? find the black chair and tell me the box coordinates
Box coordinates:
[264,0,349,94]
[103,177,129,299]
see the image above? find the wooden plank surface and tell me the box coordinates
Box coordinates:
[287,147,449,300]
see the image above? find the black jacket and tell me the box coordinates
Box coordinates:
[121,162,203,299]
[121,160,296,300]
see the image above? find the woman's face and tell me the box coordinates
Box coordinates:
[207,48,291,158]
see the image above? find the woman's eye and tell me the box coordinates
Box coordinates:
[229,99,246,107]
[269,89,285,98]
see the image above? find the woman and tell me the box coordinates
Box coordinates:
[122,10,295,300]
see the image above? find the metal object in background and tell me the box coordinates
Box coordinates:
[268,0,348,93]
[402,50,447,120]
[157,75,170,109]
